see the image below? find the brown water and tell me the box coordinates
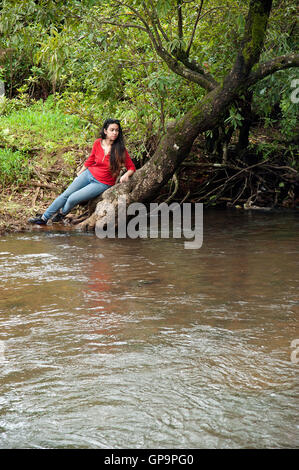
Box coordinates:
[0,209,298,448]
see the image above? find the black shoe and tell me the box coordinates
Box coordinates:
[28,214,47,225]
[52,212,65,223]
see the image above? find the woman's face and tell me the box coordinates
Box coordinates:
[104,123,120,141]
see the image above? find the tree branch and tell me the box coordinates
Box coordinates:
[151,45,217,90]
[226,0,273,85]
[246,53,299,87]
[186,0,204,56]
[99,19,147,31]
[142,1,168,51]
[143,0,218,88]
[177,0,184,40]
[147,0,170,43]
[186,6,228,56]
[111,0,163,53]
[143,1,218,89]
[98,1,218,91]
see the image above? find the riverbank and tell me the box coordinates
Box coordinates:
[0,146,89,235]
[0,97,93,234]
[1,144,298,236]
[1,99,298,235]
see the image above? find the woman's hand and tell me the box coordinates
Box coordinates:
[120,170,134,183]
[77,165,87,177]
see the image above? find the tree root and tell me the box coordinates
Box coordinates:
[75,212,97,231]
[164,173,179,203]
[192,157,298,209]
[70,156,298,233]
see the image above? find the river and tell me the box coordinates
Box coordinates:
[0,209,298,448]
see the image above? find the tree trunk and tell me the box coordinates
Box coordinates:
[75,0,298,232]
[237,91,254,153]
[77,86,239,231]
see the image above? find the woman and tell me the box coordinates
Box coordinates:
[28,119,136,225]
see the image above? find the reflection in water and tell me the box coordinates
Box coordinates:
[0,210,298,448]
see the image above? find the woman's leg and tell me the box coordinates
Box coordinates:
[61,180,111,215]
[29,170,111,225]
[42,170,91,220]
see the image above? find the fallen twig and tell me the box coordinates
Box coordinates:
[30,181,58,190]
[31,186,40,206]
[164,173,179,204]
[180,190,190,205]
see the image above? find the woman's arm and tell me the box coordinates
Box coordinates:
[120,169,134,183]
[120,151,136,183]
[77,164,87,176]
[80,140,98,175]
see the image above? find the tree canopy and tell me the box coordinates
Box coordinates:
[0,1,297,142]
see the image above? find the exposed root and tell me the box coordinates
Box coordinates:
[76,212,97,231]
[180,190,190,205]
[31,186,40,207]
[164,173,179,204]
[73,156,299,230]
[186,156,299,209]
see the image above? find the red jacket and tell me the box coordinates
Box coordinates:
[84,138,136,186]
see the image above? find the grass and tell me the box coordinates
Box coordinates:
[0,147,31,185]
[0,96,91,232]
[0,98,90,153]
[0,96,92,186]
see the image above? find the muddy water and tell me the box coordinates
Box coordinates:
[0,210,298,448]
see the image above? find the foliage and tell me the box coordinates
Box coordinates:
[0,146,30,185]
[0,0,298,166]
[251,1,299,139]
[224,106,244,130]
[0,96,90,153]
[0,96,92,186]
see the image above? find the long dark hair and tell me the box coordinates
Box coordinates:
[100,119,126,177]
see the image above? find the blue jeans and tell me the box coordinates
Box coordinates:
[43,169,111,220]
